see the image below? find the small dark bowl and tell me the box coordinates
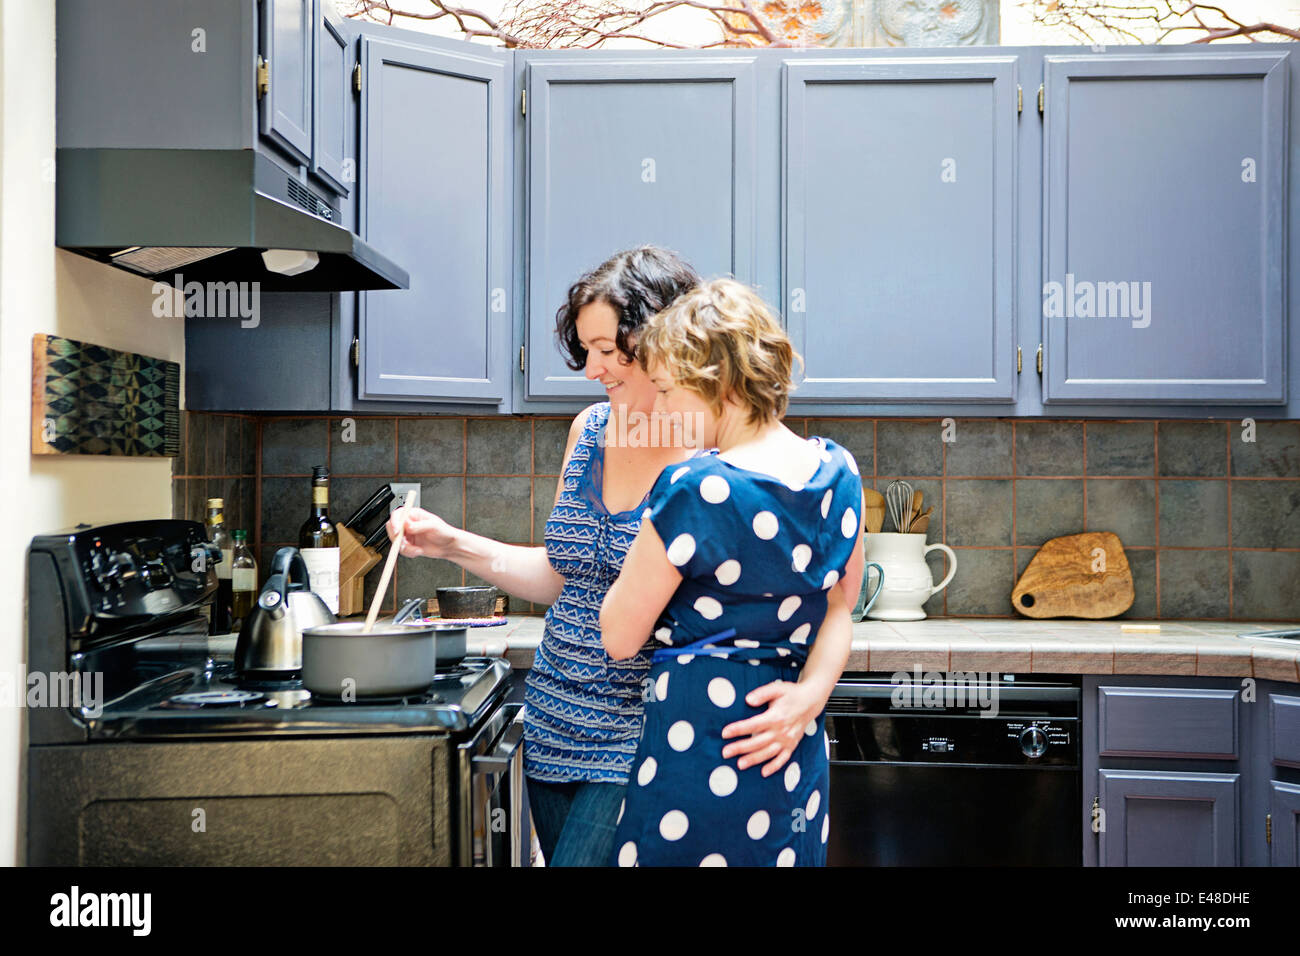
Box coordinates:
[436,586,498,620]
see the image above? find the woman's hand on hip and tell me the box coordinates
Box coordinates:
[387,507,460,559]
[719,679,822,776]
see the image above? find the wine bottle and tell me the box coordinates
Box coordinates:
[204,498,234,634]
[298,465,340,614]
[230,529,257,631]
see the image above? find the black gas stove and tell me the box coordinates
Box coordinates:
[77,634,511,739]
[26,520,526,867]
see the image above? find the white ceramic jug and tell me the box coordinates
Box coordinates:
[862,533,957,621]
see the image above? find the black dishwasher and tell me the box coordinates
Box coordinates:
[825,672,1081,866]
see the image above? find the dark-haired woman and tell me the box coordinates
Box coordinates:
[388,246,701,865]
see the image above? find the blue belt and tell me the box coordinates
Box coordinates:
[648,627,801,667]
[650,628,737,663]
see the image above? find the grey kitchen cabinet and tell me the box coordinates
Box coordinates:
[522,56,757,400]
[1263,688,1300,866]
[260,0,315,166]
[782,56,1020,403]
[1270,781,1300,865]
[1040,52,1289,405]
[311,2,353,196]
[1085,675,1300,867]
[1097,768,1241,866]
[355,34,512,404]
[162,33,1297,415]
[1090,680,1244,866]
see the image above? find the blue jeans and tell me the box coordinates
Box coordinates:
[527,776,626,867]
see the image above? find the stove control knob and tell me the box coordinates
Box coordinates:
[93,551,135,590]
[139,559,171,590]
[1020,726,1048,758]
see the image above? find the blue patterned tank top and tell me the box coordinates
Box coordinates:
[523,402,664,783]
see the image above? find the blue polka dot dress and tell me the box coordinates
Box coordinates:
[610,437,863,867]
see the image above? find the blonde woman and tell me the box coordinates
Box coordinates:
[600,278,867,866]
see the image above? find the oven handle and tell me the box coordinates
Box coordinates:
[833,682,1079,703]
[473,703,525,774]
[471,703,527,866]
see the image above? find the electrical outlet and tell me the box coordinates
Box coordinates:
[389,482,421,513]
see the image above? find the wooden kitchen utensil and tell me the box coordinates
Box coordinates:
[363,489,417,633]
[910,506,934,535]
[863,488,886,534]
[1012,531,1134,619]
[910,489,923,527]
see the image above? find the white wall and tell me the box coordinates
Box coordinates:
[0,0,184,866]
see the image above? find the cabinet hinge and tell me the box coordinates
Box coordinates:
[1037,83,1044,115]
[1266,812,1272,845]
[519,345,525,372]
[1017,85,1022,115]
[1036,343,1043,375]
[352,337,360,369]
[1016,346,1022,373]
[257,55,270,100]
[353,63,362,95]
[521,88,526,117]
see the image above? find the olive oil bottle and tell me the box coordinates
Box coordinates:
[230,529,257,631]
[204,498,234,634]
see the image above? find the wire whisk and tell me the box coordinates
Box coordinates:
[885,479,914,533]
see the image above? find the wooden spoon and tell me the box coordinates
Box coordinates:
[911,505,935,535]
[863,488,886,534]
[363,488,418,633]
[910,489,924,528]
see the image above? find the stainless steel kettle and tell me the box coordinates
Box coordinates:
[235,547,336,673]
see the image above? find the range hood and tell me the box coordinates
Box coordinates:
[56,148,408,292]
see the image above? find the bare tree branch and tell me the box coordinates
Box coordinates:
[340,0,794,48]
[345,0,1298,49]
[1023,0,1300,45]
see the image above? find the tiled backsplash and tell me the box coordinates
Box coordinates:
[174,414,1300,621]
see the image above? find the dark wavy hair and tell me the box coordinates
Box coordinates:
[555,246,702,371]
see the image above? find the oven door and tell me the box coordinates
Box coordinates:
[460,702,527,866]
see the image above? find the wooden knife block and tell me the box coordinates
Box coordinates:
[337,524,381,616]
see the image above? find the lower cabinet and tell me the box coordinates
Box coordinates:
[1270,781,1300,866]
[1266,688,1300,866]
[1097,769,1239,866]
[1084,675,1300,867]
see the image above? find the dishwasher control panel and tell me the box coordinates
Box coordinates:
[825,714,1079,767]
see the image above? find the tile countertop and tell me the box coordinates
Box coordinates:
[467,617,1300,683]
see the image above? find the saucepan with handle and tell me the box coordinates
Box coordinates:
[300,598,470,697]
[301,492,469,697]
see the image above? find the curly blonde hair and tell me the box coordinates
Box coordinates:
[637,278,802,425]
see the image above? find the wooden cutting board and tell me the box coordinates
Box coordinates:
[1012,532,1134,619]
